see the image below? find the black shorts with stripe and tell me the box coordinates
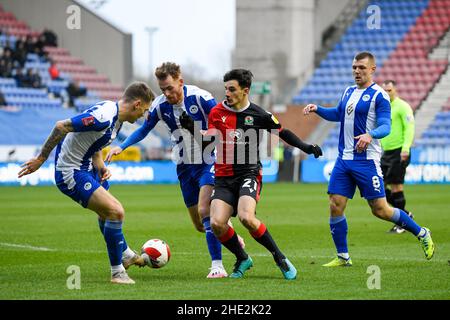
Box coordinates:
[211,171,262,217]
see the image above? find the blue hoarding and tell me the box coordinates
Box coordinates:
[0,160,278,186]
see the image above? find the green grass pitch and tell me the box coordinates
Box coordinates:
[0,183,449,300]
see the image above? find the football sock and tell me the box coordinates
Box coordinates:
[202,217,222,261]
[390,208,421,236]
[99,218,128,253]
[122,247,135,260]
[385,188,393,205]
[391,191,409,214]
[211,260,224,268]
[104,220,125,267]
[98,218,105,235]
[218,226,248,261]
[250,223,286,265]
[417,228,427,238]
[330,215,349,258]
[111,264,125,275]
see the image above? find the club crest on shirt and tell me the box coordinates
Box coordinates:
[362,94,371,102]
[189,105,198,114]
[221,116,227,123]
[84,182,92,191]
[346,103,354,115]
[244,116,254,125]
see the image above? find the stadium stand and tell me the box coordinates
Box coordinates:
[293,0,430,106]
[0,4,171,160]
[0,3,123,111]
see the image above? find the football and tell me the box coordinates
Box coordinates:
[141,239,171,268]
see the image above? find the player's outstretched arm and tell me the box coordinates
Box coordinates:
[304,103,341,122]
[303,104,318,115]
[279,128,323,158]
[18,119,74,178]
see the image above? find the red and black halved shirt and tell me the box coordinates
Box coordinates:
[207,101,282,177]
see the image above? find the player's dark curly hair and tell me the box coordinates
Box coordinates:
[155,62,181,80]
[123,82,155,104]
[223,69,253,89]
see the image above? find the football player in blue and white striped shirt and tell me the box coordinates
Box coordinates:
[303,52,434,266]
[18,82,155,284]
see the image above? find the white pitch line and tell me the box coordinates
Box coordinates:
[1,244,444,263]
[0,242,56,252]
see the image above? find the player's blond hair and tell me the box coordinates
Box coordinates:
[155,62,181,80]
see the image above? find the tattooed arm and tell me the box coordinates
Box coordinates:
[18,119,74,178]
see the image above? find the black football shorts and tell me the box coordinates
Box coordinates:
[211,172,262,216]
[380,148,410,184]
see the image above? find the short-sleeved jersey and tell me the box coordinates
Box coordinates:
[207,101,282,177]
[336,83,391,161]
[380,97,415,152]
[55,101,122,174]
[144,85,216,165]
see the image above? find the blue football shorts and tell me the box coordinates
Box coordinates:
[328,157,385,200]
[177,163,215,208]
[55,168,109,208]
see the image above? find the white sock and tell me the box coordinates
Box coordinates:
[111,264,125,275]
[337,253,350,260]
[122,247,136,260]
[211,260,224,268]
[418,228,427,238]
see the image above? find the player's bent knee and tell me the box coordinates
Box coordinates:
[371,208,387,220]
[369,201,391,221]
[238,213,258,230]
[210,219,227,237]
[105,202,125,221]
[329,202,344,216]
[329,196,346,215]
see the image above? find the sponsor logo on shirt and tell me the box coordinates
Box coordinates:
[346,103,354,115]
[82,116,95,126]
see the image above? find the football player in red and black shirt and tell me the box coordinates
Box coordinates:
[180,69,322,280]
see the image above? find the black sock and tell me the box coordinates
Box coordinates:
[251,223,285,265]
[391,191,407,212]
[219,227,248,261]
[385,188,393,205]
